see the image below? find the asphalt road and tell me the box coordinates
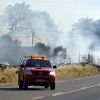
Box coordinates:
[0,75,100,100]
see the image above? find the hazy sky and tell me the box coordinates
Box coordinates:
[0,0,100,32]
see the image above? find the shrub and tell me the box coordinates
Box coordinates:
[0,64,7,71]
[80,62,86,67]
[0,78,7,83]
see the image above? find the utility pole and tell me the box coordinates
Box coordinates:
[69,56,71,64]
[79,51,80,63]
[32,32,34,47]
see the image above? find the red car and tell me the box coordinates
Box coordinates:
[18,55,57,90]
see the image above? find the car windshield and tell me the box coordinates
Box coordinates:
[25,59,51,68]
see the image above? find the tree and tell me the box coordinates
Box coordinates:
[14,39,22,46]
[88,53,91,63]
[87,53,94,63]
[0,2,63,46]
[0,34,22,46]
[53,46,63,56]
[53,46,67,64]
[0,35,14,46]
[4,2,32,30]
[34,42,51,56]
[61,48,67,59]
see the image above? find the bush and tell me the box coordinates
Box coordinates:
[0,64,7,71]
[81,62,86,67]
[15,70,19,74]
[0,78,7,83]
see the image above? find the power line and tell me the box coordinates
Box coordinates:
[16,27,99,36]
[0,27,99,36]
[21,1,100,5]
[0,26,99,39]
[0,30,98,37]
[16,27,64,32]
[34,35,42,41]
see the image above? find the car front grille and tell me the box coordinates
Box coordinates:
[32,71,49,75]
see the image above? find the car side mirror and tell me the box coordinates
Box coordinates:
[20,65,24,68]
[53,65,57,69]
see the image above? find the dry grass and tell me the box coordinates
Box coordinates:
[0,67,18,86]
[0,64,100,87]
[55,64,100,79]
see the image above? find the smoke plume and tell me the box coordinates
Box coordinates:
[67,18,100,63]
[0,3,65,65]
[0,3,65,47]
[0,3,100,64]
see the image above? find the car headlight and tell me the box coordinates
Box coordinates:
[25,70,32,75]
[49,71,56,76]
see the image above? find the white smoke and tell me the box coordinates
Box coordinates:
[67,18,100,63]
[0,3,66,65]
[0,3,65,47]
[1,3,100,64]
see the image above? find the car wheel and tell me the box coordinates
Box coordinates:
[19,80,23,89]
[50,83,55,90]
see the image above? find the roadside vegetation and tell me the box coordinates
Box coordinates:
[0,63,100,87]
[0,64,18,87]
[55,63,100,79]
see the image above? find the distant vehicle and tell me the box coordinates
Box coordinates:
[18,55,57,90]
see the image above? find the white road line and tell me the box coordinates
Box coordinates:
[56,81,67,83]
[33,96,45,100]
[52,92,64,96]
[32,83,100,99]
[52,83,100,97]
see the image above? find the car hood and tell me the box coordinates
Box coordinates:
[25,67,54,72]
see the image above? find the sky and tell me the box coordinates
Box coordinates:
[0,0,100,32]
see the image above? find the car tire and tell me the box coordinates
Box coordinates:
[19,80,23,89]
[23,81,28,90]
[50,83,55,90]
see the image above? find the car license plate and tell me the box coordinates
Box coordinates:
[36,79,45,82]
